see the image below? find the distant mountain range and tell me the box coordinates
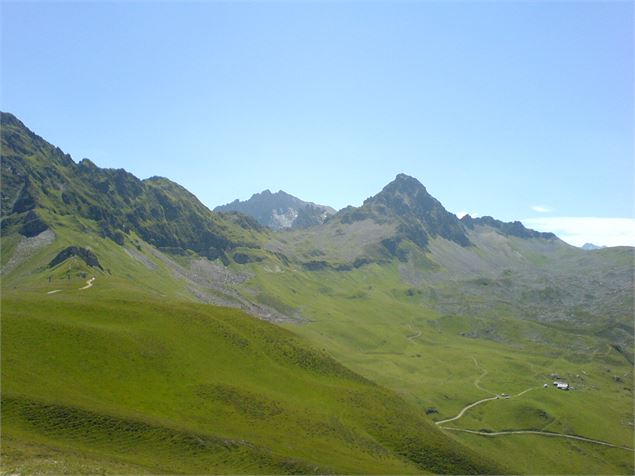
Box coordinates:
[581,242,606,250]
[1,111,633,475]
[214,190,335,230]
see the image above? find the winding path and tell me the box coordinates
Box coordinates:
[442,427,635,452]
[405,324,422,343]
[471,357,497,395]
[435,396,499,425]
[436,358,539,426]
[514,387,537,398]
[434,356,634,452]
[79,277,95,290]
[46,276,96,294]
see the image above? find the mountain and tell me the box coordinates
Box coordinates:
[269,173,562,268]
[1,112,504,475]
[582,242,605,250]
[461,214,556,240]
[215,190,335,230]
[336,173,472,247]
[2,113,633,475]
[1,112,266,262]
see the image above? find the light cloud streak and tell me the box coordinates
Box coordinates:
[531,205,553,213]
[523,217,635,247]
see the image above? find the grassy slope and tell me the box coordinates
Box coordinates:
[1,213,192,301]
[1,285,502,474]
[3,113,631,474]
[244,260,634,475]
[2,216,632,474]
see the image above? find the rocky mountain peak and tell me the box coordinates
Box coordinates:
[215,190,335,230]
[370,174,428,206]
[353,173,472,248]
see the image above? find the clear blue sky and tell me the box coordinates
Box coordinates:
[1,1,633,244]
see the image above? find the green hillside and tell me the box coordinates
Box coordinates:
[1,112,633,474]
[242,177,633,474]
[1,293,500,474]
[243,260,634,474]
[0,113,501,473]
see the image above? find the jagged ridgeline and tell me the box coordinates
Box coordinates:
[1,112,266,262]
[0,111,563,272]
[215,189,335,230]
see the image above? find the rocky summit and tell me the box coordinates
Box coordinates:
[215,189,335,230]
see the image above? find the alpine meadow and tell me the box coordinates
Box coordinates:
[1,2,634,475]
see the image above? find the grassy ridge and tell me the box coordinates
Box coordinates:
[1,293,501,474]
[2,223,632,474]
